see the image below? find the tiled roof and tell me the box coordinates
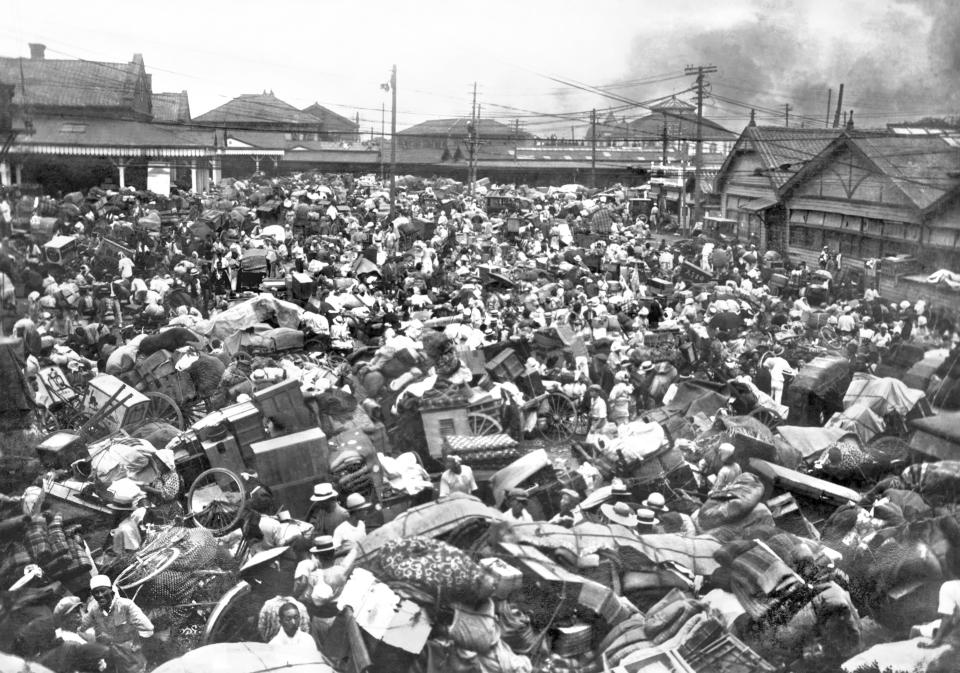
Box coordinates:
[847,133,960,211]
[746,125,841,189]
[193,93,319,125]
[399,117,531,139]
[0,55,144,110]
[301,103,358,133]
[20,116,212,147]
[151,91,191,122]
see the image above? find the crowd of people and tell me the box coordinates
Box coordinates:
[3,171,960,673]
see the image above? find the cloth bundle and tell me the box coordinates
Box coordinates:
[697,472,766,531]
[449,599,500,654]
[899,461,960,506]
[378,537,494,604]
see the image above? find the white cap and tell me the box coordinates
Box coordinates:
[89,574,112,590]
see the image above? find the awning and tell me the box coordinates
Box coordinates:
[740,196,779,213]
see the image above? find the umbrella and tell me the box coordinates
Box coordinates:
[152,643,334,673]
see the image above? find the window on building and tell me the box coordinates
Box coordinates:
[284,132,293,141]
[59,123,87,133]
[789,226,807,247]
[860,236,881,259]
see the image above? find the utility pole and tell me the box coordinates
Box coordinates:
[468,82,477,199]
[825,88,832,128]
[388,65,397,221]
[380,102,385,181]
[784,103,792,127]
[684,63,717,230]
[590,108,597,188]
[660,122,669,216]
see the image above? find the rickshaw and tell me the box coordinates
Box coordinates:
[784,355,852,425]
[238,248,271,291]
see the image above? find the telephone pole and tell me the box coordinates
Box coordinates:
[388,65,397,221]
[784,103,792,127]
[684,64,717,229]
[468,82,477,199]
[590,108,597,188]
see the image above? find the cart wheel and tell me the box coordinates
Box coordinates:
[115,546,181,591]
[187,468,247,536]
[749,407,782,432]
[539,392,577,441]
[35,408,60,433]
[467,413,503,436]
[179,397,208,427]
[142,391,185,430]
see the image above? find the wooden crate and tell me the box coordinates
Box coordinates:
[485,348,524,382]
[420,406,470,457]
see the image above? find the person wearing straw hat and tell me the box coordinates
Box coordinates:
[81,575,154,673]
[600,501,638,528]
[332,493,370,551]
[306,483,349,537]
[635,507,664,534]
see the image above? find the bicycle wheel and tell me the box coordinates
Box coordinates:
[115,547,181,591]
[187,468,247,536]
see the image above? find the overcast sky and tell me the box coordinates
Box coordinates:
[2,0,958,138]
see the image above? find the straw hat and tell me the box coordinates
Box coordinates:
[636,508,660,527]
[310,483,337,502]
[642,492,669,513]
[345,493,371,511]
[309,535,337,554]
[600,501,638,527]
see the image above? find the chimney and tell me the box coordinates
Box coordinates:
[29,43,45,60]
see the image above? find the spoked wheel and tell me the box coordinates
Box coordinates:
[203,580,259,645]
[538,392,577,441]
[749,407,783,432]
[187,468,247,536]
[179,397,208,427]
[115,546,181,591]
[142,391,185,430]
[468,413,503,436]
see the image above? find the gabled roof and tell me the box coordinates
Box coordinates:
[399,117,531,139]
[649,95,696,114]
[193,92,319,126]
[627,110,737,142]
[715,125,842,193]
[151,91,191,123]
[780,131,960,213]
[0,54,146,111]
[301,102,357,133]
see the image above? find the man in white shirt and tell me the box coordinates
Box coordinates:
[764,354,796,404]
[439,455,478,498]
[269,602,319,662]
[332,494,370,550]
[503,489,534,523]
[919,579,960,648]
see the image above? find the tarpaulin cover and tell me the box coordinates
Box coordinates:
[357,493,505,561]
[926,268,960,289]
[792,356,850,396]
[196,294,303,340]
[909,412,960,443]
[825,403,886,445]
[151,643,334,673]
[777,425,850,458]
[843,373,927,417]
